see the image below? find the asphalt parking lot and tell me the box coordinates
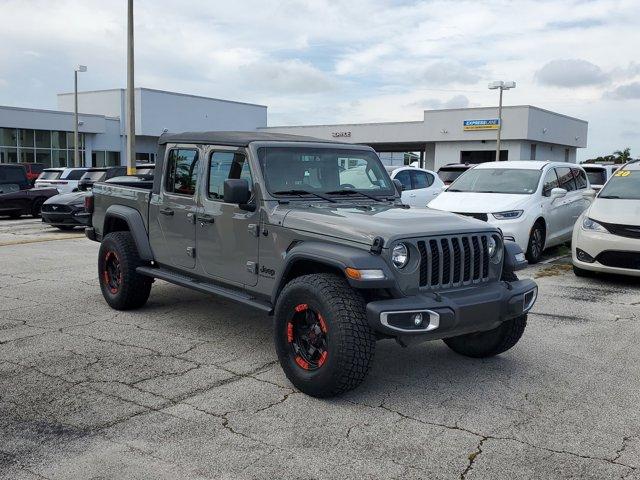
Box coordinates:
[1,218,639,480]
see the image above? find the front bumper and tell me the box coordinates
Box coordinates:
[41,210,90,227]
[573,223,640,277]
[366,279,538,340]
[486,217,530,251]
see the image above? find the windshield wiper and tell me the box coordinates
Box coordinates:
[273,189,337,203]
[325,189,386,202]
[598,195,621,199]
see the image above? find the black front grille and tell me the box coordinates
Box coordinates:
[601,222,640,239]
[41,204,72,213]
[596,251,640,270]
[417,233,492,289]
[454,212,488,222]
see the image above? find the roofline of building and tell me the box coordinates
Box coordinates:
[0,104,111,119]
[57,87,268,109]
[262,120,425,129]
[422,104,588,124]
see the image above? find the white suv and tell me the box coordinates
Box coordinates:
[385,166,444,206]
[429,161,594,263]
[34,168,90,194]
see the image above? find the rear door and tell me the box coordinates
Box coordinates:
[394,170,414,205]
[410,170,438,206]
[149,148,200,269]
[540,168,564,244]
[197,148,260,287]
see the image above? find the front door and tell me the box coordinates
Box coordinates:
[150,148,200,269]
[197,149,259,287]
[554,166,581,241]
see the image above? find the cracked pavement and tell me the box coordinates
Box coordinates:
[1,219,639,479]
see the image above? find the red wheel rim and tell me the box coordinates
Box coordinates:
[103,251,122,294]
[288,304,328,370]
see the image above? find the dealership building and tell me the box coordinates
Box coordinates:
[0,89,587,170]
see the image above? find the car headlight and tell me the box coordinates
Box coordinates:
[488,235,503,264]
[582,217,608,233]
[391,243,409,269]
[492,210,524,220]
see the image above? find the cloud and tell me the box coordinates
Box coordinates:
[603,82,640,100]
[535,59,609,87]
[422,61,481,86]
[409,94,470,110]
[545,19,604,30]
[238,59,336,95]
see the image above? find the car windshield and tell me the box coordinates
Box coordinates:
[257,147,394,197]
[448,168,542,194]
[584,167,607,186]
[81,171,107,181]
[598,170,640,200]
[65,169,89,180]
[438,168,467,183]
[39,170,62,180]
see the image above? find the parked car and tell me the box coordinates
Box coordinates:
[34,167,90,193]
[85,131,537,398]
[429,161,594,263]
[384,166,445,206]
[18,163,45,185]
[572,161,640,277]
[0,164,58,218]
[41,191,91,230]
[78,166,127,191]
[582,164,619,191]
[437,163,474,186]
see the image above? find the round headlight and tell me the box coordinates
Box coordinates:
[392,243,409,269]
[489,235,503,264]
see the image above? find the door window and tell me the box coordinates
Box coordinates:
[165,149,199,196]
[556,167,576,192]
[394,170,412,191]
[572,168,588,189]
[411,170,433,189]
[208,151,250,200]
[542,169,559,197]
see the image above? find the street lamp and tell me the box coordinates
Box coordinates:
[488,80,516,161]
[74,65,87,168]
[126,0,136,175]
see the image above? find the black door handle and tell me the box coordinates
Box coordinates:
[160,208,174,216]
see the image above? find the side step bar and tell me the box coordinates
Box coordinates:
[136,266,272,313]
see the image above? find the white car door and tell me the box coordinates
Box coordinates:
[554,166,582,241]
[540,168,566,245]
[394,170,414,205]
[409,170,434,206]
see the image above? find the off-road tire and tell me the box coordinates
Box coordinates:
[31,198,44,217]
[444,315,527,358]
[525,221,545,264]
[98,231,152,310]
[573,265,595,278]
[274,273,376,398]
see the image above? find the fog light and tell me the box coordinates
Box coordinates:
[413,313,423,327]
[576,248,595,263]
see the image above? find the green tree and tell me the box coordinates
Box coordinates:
[613,147,632,164]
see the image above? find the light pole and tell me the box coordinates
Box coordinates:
[488,80,516,161]
[74,65,87,168]
[126,0,136,175]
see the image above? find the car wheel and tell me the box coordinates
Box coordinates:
[98,231,152,310]
[525,222,545,264]
[573,265,595,278]
[56,225,76,231]
[274,273,376,398]
[8,212,21,219]
[444,314,527,358]
[31,198,44,218]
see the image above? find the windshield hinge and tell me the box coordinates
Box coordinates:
[370,236,384,255]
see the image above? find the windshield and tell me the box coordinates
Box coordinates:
[81,171,107,181]
[438,168,467,184]
[65,169,89,180]
[257,147,394,197]
[598,170,640,199]
[584,167,607,186]
[38,170,62,180]
[448,168,542,194]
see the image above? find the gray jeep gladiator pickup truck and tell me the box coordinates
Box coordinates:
[86,131,538,397]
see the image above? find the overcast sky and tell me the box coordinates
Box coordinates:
[0,0,638,160]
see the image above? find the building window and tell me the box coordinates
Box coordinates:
[0,128,17,147]
[0,128,84,168]
[530,144,537,160]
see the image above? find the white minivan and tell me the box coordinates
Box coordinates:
[429,161,594,263]
[34,167,90,194]
[385,166,444,206]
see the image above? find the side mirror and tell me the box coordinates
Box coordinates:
[393,178,404,193]
[224,178,251,205]
[583,188,597,199]
[441,184,448,192]
[550,187,567,199]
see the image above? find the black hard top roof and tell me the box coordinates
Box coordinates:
[158,131,351,147]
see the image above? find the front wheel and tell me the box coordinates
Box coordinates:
[274,273,376,398]
[31,198,44,217]
[444,315,527,358]
[98,231,152,310]
[525,222,546,264]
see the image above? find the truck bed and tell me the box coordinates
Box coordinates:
[91,182,151,234]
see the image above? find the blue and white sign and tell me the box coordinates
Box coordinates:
[463,119,500,131]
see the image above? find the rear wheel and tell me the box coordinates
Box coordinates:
[274,273,376,397]
[525,221,546,264]
[98,231,152,310]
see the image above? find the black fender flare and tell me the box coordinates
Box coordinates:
[271,241,397,304]
[103,205,154,262]
[503,240,528,273]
